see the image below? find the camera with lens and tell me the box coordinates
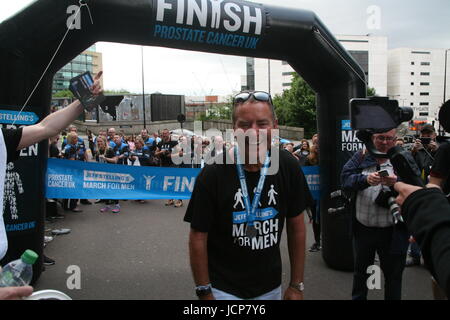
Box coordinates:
[374,188,393,209]
[374,188,403,224]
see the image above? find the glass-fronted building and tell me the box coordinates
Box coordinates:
[52,45,103,95]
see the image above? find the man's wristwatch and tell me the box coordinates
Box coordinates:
[289,282,305,292]
[195,284,212,297]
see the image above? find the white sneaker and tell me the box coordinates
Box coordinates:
[44,236,54,243]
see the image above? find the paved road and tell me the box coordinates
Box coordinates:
[36,199,433,300]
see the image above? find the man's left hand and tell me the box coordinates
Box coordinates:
[283,287,304,300]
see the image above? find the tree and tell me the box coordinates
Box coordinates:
[52,90,73,98]
[367,86,377,97]
[272,73,317,138]
[104,89,131,95]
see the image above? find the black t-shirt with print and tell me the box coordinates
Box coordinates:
[157,140,178,167]
[431,141,450,194]
[184,150,313,299]
[2,128,22,163]
[49,143,60,158]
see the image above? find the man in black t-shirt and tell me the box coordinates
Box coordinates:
[155,129,178,167]
[184,91,312,300]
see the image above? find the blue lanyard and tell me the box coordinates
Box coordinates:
[234,145,271,226]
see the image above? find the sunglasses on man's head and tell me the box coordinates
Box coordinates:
[233,91,273,105]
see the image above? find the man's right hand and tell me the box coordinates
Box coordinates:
[367,172,381,186]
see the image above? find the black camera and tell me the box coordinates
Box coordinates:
[350,97,413,132]
[419,137,432,145]
[375,188,392,209]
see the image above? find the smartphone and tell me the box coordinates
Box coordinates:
[378,169,389,177]
[69,72,105,111]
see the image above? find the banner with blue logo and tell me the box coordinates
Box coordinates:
[0,109,39,125]
[301,166,320,201]
[46,159,322,201]
[46,159,201,200]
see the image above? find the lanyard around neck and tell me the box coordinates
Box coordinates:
[234,145,271,226]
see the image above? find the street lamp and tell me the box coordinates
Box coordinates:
[440,49,449,135]
[141,46,146,129]
[442,49,449,103]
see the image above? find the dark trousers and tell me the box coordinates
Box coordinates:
[63,199,78,210]
[352,221,407,300]
[311,201,321,244]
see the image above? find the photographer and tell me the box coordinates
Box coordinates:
[406,125,439,267]
[412,124,438,183]
[394,182,450,297]
[341,128,409,300]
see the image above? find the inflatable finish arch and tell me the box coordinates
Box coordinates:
[0,0,366,280]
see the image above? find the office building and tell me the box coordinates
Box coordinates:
[242,35,388,97]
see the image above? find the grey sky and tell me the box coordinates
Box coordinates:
[1,0,449,95]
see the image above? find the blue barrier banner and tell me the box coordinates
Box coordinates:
[46,159,322,201]
[0,109,39,125]
[45,159,201,200]
[301,166,320,201]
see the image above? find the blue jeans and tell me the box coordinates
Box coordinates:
[352,221,407,300]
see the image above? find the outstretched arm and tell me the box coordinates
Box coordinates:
[18,72,103,150]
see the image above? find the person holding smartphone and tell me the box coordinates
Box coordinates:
[0,72,103,297]
[341,128,408,300]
